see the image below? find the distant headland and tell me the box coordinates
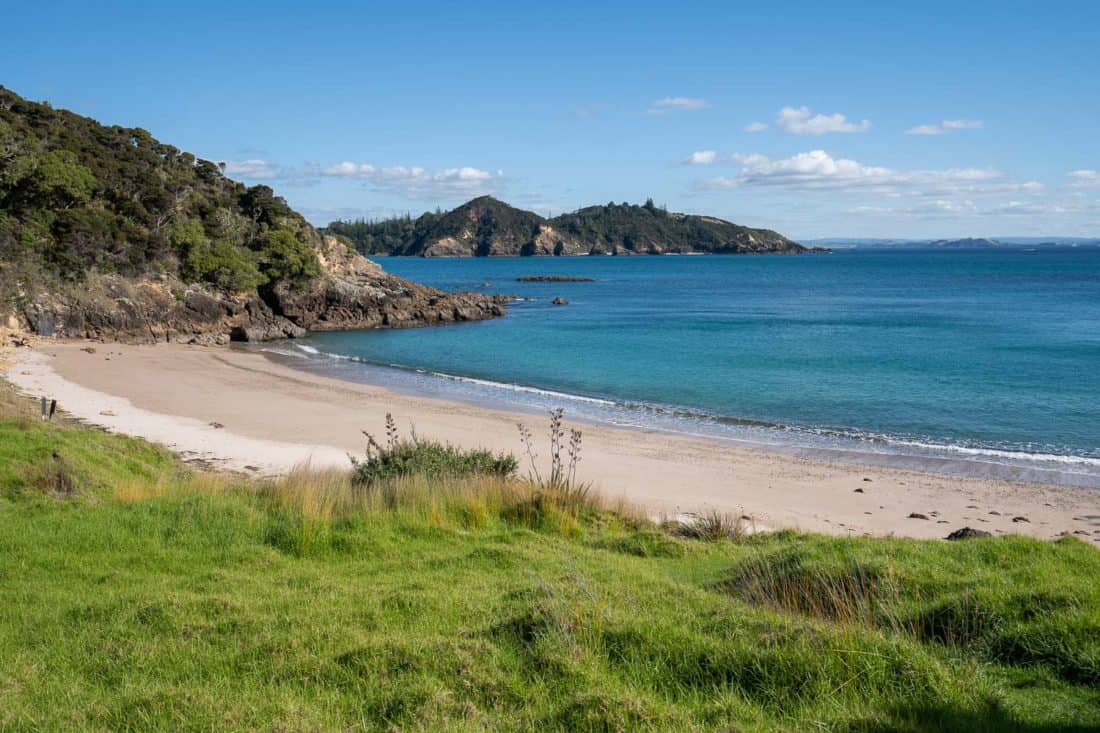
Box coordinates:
[323,196,820,257]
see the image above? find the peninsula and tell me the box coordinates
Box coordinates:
[324,196,815,257]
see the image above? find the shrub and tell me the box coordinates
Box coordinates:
[351,414,517,486]
[181,236,264,292]
[251,227,320,284]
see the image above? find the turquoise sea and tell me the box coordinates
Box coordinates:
[264,249,1100,488]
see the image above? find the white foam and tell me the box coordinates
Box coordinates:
[427,370,618,406]
[287,342,1100,482]
[881,437,1100,468]
[260,348,309,360]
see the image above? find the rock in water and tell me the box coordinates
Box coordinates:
[516,276,595,282]
[552,297,569,306]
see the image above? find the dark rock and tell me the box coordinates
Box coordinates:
[853,488,864,493]
[552,297,569,306]
[516,276,595,282]
[1012,516,1030,523]
[946,527,993,540]
[907,513,930,520]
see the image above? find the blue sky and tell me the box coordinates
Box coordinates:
[4,1,1098,238]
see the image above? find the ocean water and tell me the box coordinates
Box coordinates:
[263,249,1100,488]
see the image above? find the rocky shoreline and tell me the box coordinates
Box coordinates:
[9,237,508,345]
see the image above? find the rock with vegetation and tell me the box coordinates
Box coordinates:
[0,86,504,343]
[325,195,817,257]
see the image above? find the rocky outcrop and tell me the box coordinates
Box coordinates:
[16,276,278,345]
[269,237,507,332]
[13,237,507,344]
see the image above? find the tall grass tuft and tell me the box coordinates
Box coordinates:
[663,509,747,541]
[516,408,593,518]
[22,451,78,497]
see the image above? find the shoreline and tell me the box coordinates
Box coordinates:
[4,339,1099,541]
[258,342,1100,490]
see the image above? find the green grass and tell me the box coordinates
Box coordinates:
[0,381,1097,731]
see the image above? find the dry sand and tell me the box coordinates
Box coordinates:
[5,340,1099,542]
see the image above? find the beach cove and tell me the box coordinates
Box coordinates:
[7,340,1098,543]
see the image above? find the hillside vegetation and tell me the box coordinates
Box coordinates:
[0,377,1097,731]
[0,87,504,342]
[325,196,811,257]
[0,86,319,296]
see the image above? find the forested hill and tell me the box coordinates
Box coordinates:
[0,85,328,291]
[0,86,503,342]
[325,196,812,256]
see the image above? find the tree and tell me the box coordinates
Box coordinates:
[252,228,320,284]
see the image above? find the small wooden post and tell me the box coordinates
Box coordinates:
[40,396,47,420]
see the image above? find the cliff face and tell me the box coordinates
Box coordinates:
[326,197,813,257]
[13,237,506,345]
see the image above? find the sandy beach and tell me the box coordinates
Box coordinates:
[4,339,1098,542]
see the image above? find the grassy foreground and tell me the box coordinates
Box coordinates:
[0,382,1098,731]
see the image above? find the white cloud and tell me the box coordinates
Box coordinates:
[980,201,1074,216]
[1067,169,1100,189]
[648,96,711,115]
[685,150,718,165]
[906,119,983,135]
[775,106,871,135]
[704,150,1042,196]
[942,119,983,130]
[695,177,738,190]
[744,121,768,133]
[321,163,504,199]
[221,159,280,180]
[905,125,943,136]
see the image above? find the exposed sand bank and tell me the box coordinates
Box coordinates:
[5,340,1098,542]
